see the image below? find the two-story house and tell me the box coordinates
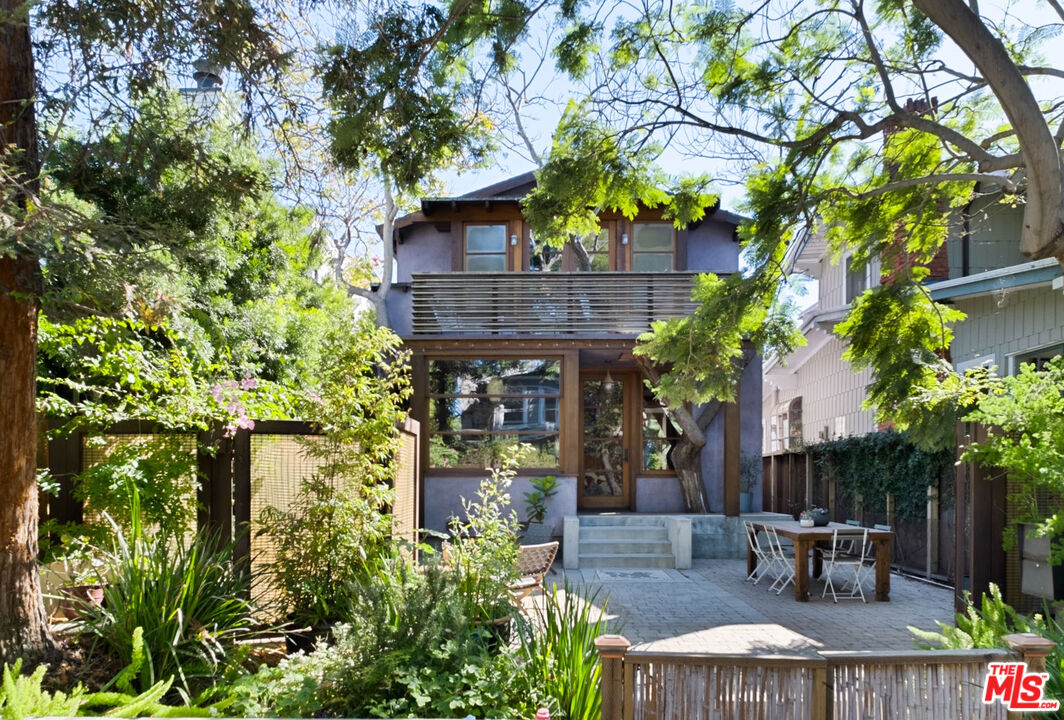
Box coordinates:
[383,173,764,539]
[763,191,1064,454]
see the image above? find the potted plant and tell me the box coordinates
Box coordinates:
[53,536,107,620]
[521,475,559,543]
[739,453,760,514]
[799,507,829,527]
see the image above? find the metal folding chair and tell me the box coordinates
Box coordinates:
[744,521,775,585]
[821,527,871,602]
[765,526,796,595]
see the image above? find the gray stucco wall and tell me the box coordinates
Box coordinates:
[396,224,452,281]
[634,476,685,512]
[423,474,577,537]
[701,353,763,512]
[685,221,739,273]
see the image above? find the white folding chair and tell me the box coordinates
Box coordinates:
[744,521,774,585]
[765,526,796,595]
[821,527,871,602]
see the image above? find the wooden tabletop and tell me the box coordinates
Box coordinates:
[750,519,894,540]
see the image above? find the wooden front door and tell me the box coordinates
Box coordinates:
[579,373,632,509]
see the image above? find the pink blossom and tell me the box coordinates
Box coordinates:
[210,384,224,402]
[236,416,255,430]
[308,391,323,404]
[223,422,238,438]
[240,376,258,390]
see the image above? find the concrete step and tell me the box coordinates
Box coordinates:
[577,515,671,527]
[578,552,676,569]
[578,538,673,554]
[579,526,668,541]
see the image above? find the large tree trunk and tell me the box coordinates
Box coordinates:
[0,0,56,664]
[911,0,1064,262]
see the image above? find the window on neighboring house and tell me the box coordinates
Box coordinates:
[465,224,508,271]
[632,223,675,271]
[642,387,680,471]
[1014,344,1064,374]
[427,358,561,469]
[844,255,868,303]
[572,229,611,271]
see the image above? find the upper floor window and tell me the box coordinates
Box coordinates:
[844,255,868,303]
[631,223,674,271]
[1014,343,1063,374]
[574,229,610,271]
[465,224,507,271]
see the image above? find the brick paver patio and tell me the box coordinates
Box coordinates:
[545,559,956,656]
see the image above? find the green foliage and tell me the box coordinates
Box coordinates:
[41,92,356,390]
[0,653,205,720]
[320,0,535,190]
[809,429,951,521]
[231,558,542,719]
[636,269,803,407]
[76,507,258,701]
[447,444,526,624]
[514,581,609,720]
[522,104,717,247]
[523,475,559,524]
[910,584,1064,704]
[836,282,966,449]
[960,356,1064,555]
[257,317,411,625]
[1,661,84,720]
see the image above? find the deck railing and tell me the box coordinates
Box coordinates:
[411,272,698,335]
[596,633,1055,719]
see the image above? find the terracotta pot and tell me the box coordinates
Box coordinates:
[56,584,105,620]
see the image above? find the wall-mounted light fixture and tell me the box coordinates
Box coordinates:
[620,232,629,245]
[510,234,519,246]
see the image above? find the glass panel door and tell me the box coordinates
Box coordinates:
[580,375,630,508]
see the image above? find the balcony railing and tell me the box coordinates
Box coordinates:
[411,272,698,336]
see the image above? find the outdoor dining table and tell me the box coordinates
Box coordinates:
[746,520,894,602]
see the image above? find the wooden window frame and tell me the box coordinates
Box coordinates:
[462,222,514,272]
[629,222,676,272]
[425,355,564,473]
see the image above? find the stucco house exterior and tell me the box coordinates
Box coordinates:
[763,191,1064,453]
[382,173,763,538]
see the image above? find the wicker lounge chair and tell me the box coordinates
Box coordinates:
[508,541,559,605]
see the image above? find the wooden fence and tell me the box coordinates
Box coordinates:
[761,450,955,583]
[596,633,1056,719]
[40,418,421,593]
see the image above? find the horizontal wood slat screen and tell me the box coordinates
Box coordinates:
[412,272,698,335]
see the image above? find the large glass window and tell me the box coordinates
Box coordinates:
[632,223,674,271]
[529,232,562,272]
[428,358,561,469]
[465,225,507,271]
[642,387,680,471]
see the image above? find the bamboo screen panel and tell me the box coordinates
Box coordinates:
[248,433,329,608]
[392,423,420,550]
[80,433,198,535]
[625,655,818,720]
[830,652,1008,719]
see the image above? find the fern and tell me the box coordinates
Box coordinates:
[0,661,84,720]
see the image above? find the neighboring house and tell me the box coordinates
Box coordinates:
[763,191,1064,453]
[383,173,763,535]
